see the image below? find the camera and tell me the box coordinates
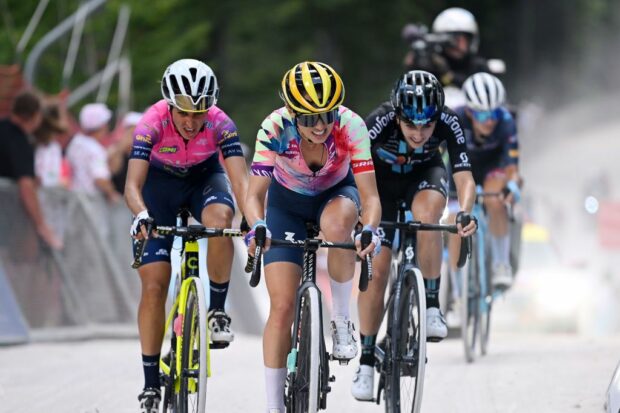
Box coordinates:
[402,23,454,70]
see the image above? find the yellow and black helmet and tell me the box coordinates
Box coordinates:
[280,61,345,114]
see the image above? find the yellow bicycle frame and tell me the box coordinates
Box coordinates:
[159,239,211,394]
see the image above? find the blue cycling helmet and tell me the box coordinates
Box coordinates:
[391,70,444,125]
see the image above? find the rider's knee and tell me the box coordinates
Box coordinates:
[142,281,168,302]
[269,299,295,328]
[203,205,233,227]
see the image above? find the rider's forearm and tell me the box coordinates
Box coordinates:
[504,164,520,184]
[125,183,147,216]
[360,193,382,229]
[244,195,266,227]
[454,171,476,213]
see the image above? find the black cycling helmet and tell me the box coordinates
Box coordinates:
[391,70,444,125]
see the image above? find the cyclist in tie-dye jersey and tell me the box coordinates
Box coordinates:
[124,59,248,413]
[244,61,382,413]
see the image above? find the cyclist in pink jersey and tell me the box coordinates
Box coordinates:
[244,61,382,413]
[124,59,248,413]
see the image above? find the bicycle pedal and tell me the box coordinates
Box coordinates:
[210,341,230,349]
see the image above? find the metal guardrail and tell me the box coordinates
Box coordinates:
[0,179,138,337]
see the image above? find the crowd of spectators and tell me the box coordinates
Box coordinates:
[0,88,143,250]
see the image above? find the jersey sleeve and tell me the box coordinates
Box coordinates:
[250,112,281,178]
[129,106,160,162]
[340,108,374,174]
[214,111,244,158]
[365,102,395,146]
[439,110,472,173]
[500,111,519,167]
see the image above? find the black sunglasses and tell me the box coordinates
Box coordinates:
[295,109,339,127]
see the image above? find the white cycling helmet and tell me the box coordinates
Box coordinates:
[161,59,219,112]
[462,72,506,111]
[432,7,479,53]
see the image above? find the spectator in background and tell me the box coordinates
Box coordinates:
[66,103,121,203]
[33,101,70,188]
[108,111,142,194]
[402,7,491,88]
[0,90,62,249]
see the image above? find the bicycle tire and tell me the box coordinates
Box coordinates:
[179,279,208,413]
[288,286,321,413]
[480,252,493,356]
[461,235,480,363]
[384,267,426,413]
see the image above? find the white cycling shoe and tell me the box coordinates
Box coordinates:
[351,364,375,401]
[492,262,513,290]
[207,309,235,344]
[426,307,448,342]
[331,316,358,360]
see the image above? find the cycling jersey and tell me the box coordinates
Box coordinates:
[453,106,518,184]
[130,100,243,178]
[366,101,471,177]
[250,106,374,196]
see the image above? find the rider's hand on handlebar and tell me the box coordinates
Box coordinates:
[456,211,477,237]
[245,220,272,256]
[130,210,155,240]
[503,180,521,204]
[355,225,381,259]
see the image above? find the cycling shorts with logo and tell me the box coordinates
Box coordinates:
[377,160,448,248]
[264,171,360,267]
[135,154,235,266]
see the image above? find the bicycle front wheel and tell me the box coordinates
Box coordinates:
[385,267,426,413]
[461,235,480,363]
[179,278,208,413]
[288,286,321,413]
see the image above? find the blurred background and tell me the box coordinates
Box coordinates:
[1,0,620,411]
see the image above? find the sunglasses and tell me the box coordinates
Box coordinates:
[172,94,216,113]
[471,108,501,123]
[295,109,339,127]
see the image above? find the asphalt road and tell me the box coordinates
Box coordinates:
[1,327,618,413]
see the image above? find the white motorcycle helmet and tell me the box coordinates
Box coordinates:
[432,7,479,54]
[462,72,506,112]
[161,59,219,112]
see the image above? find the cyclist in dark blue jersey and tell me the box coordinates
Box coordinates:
[351,70,477,401]
[446,72,521,289]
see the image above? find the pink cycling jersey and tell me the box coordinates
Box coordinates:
[250,106,374,196]
[130,100,243,177]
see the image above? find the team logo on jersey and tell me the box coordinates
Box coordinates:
[135,134,152,144]
[221,130,238,140]
[158,146,178,153]
[204,120,213,129]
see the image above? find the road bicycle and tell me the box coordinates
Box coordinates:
[247,223,372,412]
[132,209,245,413]
[374,201,469,413]
[442,188,513,363]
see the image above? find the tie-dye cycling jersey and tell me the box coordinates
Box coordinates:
[130,100,243,177]
[250,106,374,196]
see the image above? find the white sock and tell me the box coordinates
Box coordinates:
[264,366,286,411]
[330,278,353,319]
[491,234,510,266]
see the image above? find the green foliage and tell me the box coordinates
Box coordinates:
[2,0,619,140]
